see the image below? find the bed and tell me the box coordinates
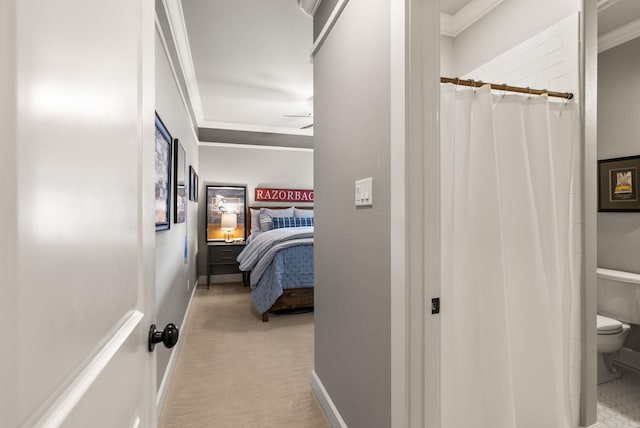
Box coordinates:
[237,206,314,322]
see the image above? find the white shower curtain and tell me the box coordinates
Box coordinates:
[440,84,580,428]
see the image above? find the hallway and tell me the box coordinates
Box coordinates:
[158,283,328,427]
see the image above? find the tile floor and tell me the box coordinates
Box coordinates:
[598,368,640,428]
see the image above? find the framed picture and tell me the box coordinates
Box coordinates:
[188,165,199,202]
[174,139,186,223]
[188,166,194,201]
[206,185,246,241]
[598,155,640,212]
[193,171,199,202]
[155,113,172,231]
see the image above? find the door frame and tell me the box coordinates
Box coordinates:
[390,1,441,427]
[580,0,599,425]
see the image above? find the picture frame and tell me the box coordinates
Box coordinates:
[206,185,246,241]
[155,113,172,231]
[188,165,199,202]
[188,166,194,201]
[173,138,186,223]
[193,172,199,202]
[598,155,640,212]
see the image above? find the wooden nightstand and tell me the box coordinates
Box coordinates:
[207,242,247,288]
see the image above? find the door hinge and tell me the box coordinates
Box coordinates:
[431,298,440,314]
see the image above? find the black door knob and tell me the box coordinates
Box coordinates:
[148,323,179,352]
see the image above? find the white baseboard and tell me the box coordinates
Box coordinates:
[311,370,348,428]
[156,278,199,411]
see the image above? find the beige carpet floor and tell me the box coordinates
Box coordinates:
[158,283,329,428]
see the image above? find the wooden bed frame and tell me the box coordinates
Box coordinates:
[246,205,314,322]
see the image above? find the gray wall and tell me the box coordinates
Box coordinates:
[155,28,200,389]
[197,145,313,280]
[313,0,391,426]
[597,38,640,274]
[452,0,580,75]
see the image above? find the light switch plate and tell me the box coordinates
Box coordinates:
[355,177,373,207]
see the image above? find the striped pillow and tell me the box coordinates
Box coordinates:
[271,216,314,229]
[258,207,294,231]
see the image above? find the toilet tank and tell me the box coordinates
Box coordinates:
[597,268,640,325]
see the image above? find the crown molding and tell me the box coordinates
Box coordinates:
[298,0,322,17]
[440,0,503,37]
[200,120,313,137]
[199,141,313,152]
[597,0,620,13]
[311,0,349,57]
[599,17,640,53]
[162,0,204,124]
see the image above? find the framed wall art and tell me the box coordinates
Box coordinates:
[598,155,640,212]
[174,138,186,223]
[193,171,199,202]
[189,165,199,202]
[188,166,194,201]
[155,113,172,231]
[206,185,246,241]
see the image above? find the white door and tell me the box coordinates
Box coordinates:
[0,0,160,427]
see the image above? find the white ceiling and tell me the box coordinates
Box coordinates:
[172,0,638,143]
[176,0,472,140]
[181,0,313,136]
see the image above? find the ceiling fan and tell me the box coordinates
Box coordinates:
[283,112,313,129]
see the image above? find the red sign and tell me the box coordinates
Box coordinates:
[255,188,314,202]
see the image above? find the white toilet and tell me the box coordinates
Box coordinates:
[597,268,640,384]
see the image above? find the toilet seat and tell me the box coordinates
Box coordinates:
[597,314,624,335]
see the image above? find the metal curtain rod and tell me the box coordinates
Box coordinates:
[441,77,574,100]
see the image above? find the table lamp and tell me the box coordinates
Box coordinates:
[221,213,237,243]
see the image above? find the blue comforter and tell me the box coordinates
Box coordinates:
[237,227,314,314]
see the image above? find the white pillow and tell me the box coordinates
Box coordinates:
[293,208,314,218]
[250,208,261,234]
[258,207,294,231]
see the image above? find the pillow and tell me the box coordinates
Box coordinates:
[258,207,294,231]
[249,208,261,234]
[293,208,314,218]
[272,216,314,229]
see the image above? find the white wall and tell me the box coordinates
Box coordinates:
[440,35,454,76]
[155,26,200,395]
[462,13,580,101]
[197,144,313,280]
[452,0,580,76]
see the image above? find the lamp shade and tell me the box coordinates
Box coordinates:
[221,213,237,230]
